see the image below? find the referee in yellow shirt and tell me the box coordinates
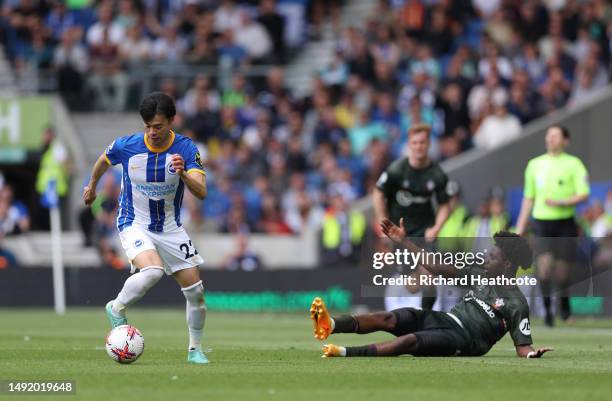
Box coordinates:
[516,125,590,326]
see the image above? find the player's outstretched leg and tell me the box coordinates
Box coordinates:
[182,280,208,364]
[311,297,400,340]
[106,266,164,328]
[322,334,417,358]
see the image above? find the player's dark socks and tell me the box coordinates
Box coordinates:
[421,286,437,310]
[560,297,571,321]
[345,344,377,357]
[540,279,552,314]
[544,312,554,327]
[421,296,436,310]
[333,315,358,333]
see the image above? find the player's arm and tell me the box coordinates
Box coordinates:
[545,193,588,207]
[380,218,459,278]
[425,201,450,241]
[372,187,389,222]
[515,197,534,236]
[83,153,111,206]
[171,154,207,200]
[515,344,553,358]
[425,172,451,241]
[373,170,392,223]
[546,159,590,208]
[516,161,535,236]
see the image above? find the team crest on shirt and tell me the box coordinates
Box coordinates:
[402,179,410,189]
[494,298,505,310]
[167,160,177,175]
[426,179,435,191]
[134,239,143,248]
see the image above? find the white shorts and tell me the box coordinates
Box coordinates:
[118,225,204,275]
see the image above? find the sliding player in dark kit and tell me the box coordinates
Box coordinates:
[310,218,552,358]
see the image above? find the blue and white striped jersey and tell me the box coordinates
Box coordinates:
[104,131,205,232]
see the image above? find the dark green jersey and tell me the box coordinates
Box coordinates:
[451,266,533,356]
[376,158,449,236]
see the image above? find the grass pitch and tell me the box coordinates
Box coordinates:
[1,308,612,401]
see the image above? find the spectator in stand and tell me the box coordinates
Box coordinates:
[94,175,125,270]
[52,27,88,109]
[0,185,30,236]
[467,70,507,121]
[257,191,292,234]
[214,0,242,34]
[321,189,366,267]
[86,3,123,47]
[592,190,612,240]
[507,80,537,124]
[222,234,263,271]
[234,11,272,62]
[114,0,139,31]
[46,0,82,42]
[179,74,220,117]
[348,110,386,156]
[436,82,470,141]
[118,24,152,67]
[569,65,606,107]
[474,91,522,150]
[257,0,286,63]
[152,26,187,62]
[424,6,453,56]
[87,14,128,111]
[285,190,324,235]
[185,91,221,145]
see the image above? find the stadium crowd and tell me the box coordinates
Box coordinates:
[2,0,612,242]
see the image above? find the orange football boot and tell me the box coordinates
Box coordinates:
[310,297,332,340]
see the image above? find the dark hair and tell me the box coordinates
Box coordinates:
[548,124,570,140]
[139,92,176,122]
[493,231,533,272]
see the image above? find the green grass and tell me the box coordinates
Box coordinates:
[1,308,612,401]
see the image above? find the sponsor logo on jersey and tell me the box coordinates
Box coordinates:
[195,152,203,169]
[465,292,496,318]
[395,191,429,207]
[519,318,531,335]
[494,298,505,310]
[135,182,177,197]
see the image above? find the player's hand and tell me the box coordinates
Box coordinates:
[380,218,406,243]
[545,198,563,207]
[171,154,185,176]
[527,347,554,358]
[83,185,96,206]
[424,226,440,242]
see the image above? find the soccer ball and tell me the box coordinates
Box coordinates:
[105,325,144,364]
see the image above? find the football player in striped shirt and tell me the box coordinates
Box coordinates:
[83,92,209,364]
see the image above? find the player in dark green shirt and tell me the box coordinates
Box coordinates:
[373,123,451,310]
[373,124,450,238]
[309,220,552,358]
